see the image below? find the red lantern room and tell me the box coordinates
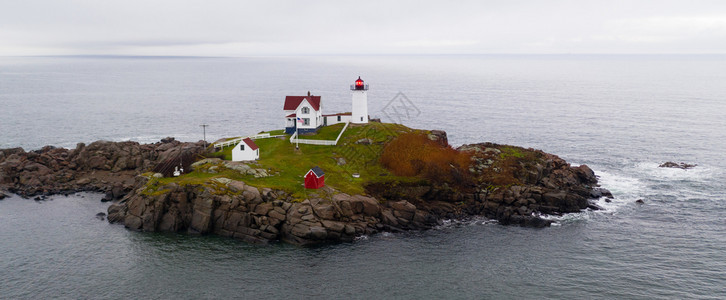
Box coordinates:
[351,76,368,91]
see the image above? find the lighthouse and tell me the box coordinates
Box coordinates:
[351,76,369,124]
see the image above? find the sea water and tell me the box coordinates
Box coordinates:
[1,55,725,299]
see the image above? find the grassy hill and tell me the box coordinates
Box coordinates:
[169,122,430,199]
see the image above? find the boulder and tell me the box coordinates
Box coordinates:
[309,226,327,240]
[574,165,597,184]
[351,195,380,216]
[268,210,286,222]
[380,209,399,226]
[428,130,448,146]
[391,200,416,220]
[228,180,247,193]
[310,199,336,220]
[291,223,312,239]
[190,158,221,170]
[107,203,127,223]
[355,138,373,145]
[658,161,697,169]
[160,137,176,143]
[213,177,232,185]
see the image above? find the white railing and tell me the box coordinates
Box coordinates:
[334,121,350,144]
[213,133,272,149]
[289,131,297,143]
[289,122,349,146]
[293,139,337,146]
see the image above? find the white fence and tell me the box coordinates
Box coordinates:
[290,122,349,146]
[213,133,273,149]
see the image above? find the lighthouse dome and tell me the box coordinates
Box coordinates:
[352,76,368,90]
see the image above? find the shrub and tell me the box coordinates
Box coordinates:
[380,132,471,185]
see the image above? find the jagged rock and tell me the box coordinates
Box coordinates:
[309,226,327,239]
[228,180,247,193]
[252,169,269,178]
[311,201,336,220]
[1,134,607,245]
[190,158,221,170]
[574,165,597,184]
[659,161,697,169]
[391,200,416,220]
[213,177,232,185]
[591,187,613,199]
[355,138,373,145]
[223,161,252,173]
[428,130,448,146]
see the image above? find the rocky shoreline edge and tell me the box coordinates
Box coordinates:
[1,136,612,246]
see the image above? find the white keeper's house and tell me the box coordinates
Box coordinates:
[284,92,323,134]
[284,77,369,134]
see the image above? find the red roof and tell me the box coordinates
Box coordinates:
[286,113,296,118]
[284,96,321,111]
[242,138,258,151]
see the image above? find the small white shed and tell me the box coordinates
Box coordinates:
[232,138,259,161]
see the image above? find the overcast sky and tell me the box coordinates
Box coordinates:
[2,0,725,56]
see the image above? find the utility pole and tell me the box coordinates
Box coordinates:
[200,124,209,150]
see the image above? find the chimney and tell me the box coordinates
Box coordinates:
[307,91,311,96]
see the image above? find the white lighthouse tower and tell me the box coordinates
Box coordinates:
[351,76,369,124]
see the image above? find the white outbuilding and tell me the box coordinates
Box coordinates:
[231,138,259,161]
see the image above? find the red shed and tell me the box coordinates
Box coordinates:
[304,166,325,189]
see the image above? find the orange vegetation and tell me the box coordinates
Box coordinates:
[380,132,471,184]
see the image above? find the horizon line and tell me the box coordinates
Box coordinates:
[3,53,726,59]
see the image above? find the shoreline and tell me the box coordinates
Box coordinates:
[0,125,611,245]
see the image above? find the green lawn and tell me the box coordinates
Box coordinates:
[201,122,424,199]
[297,123,345,140]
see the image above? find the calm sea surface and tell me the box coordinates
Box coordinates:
[1,55,725,299]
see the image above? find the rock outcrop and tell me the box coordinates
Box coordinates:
[658,161,697,169]
[366,143,604,229]
[2,134,610,246]
[0,139,205,198]
[106,176,440,245]
[104,142,608,245]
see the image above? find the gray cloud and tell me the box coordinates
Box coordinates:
[1,0,725,56]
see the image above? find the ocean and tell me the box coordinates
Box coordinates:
[1,55,725,299]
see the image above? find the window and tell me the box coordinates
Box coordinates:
[360,117,364,121]
[240,144,245,151]
[337,116,341,121]
[303,118,310,125]
[301,107,309,114]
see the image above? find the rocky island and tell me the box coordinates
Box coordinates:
[0,122,610,245]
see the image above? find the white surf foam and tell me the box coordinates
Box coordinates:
[541,170,643,225]
[630,162,716,182]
